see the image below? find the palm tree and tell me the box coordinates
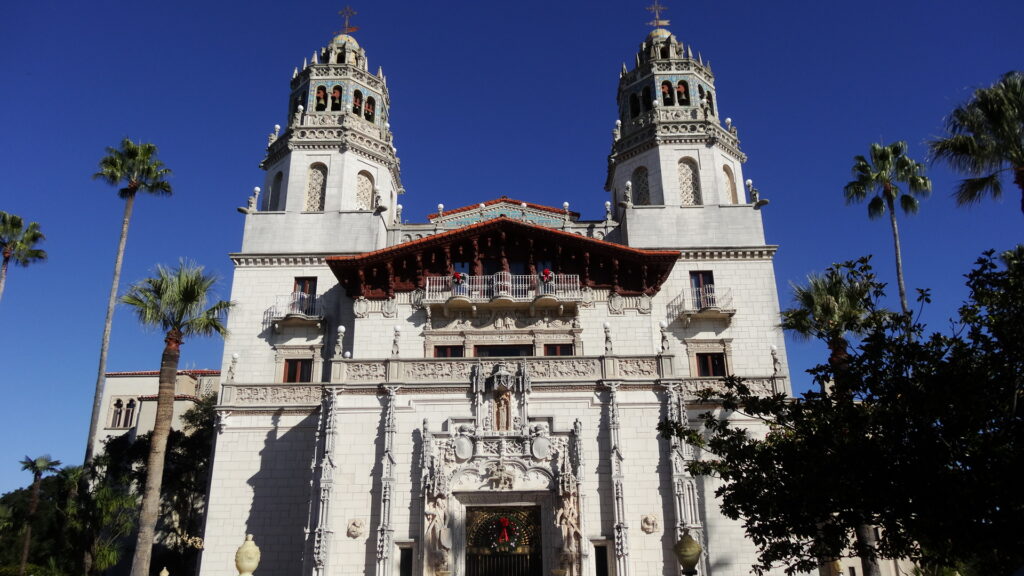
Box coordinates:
[121,261,232,576]
[85,138,172,468]
[0,211,47,305]
[781,261,885,576]
[928,71,1024,214]
[18,455,61,576]
[843,141,931,316]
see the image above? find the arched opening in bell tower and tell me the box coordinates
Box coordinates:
[661,81,675,106]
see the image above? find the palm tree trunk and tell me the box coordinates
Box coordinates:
[0,255,9,305]
[1015,166,1024,214]
[84,194,136,467]
[130,328,182,576]
[854,523,882,576]
[887,198,910,316]
[18,473,42,576]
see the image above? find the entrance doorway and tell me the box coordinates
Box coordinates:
[465,507,542,576]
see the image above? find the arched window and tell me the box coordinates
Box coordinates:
[356,171,374,210]
[698,84,706,101]
[306,163,327,212]
[661,81,675,106]
[631,167,651,205]
[123,400,136,428]
[678,158,703,205]
[723,165,738,204]
[677,81,691,106]
[642,86,653,111]
[660,45,671,59]
[629,94,640,119]
[706,92,715,115]
[364,96,376,122]
[352,90,363,115]
[337,49,346,64]
[314,86,328,111]
[266,171,284,211]
[111,399,123,428]
[330,85,343,111]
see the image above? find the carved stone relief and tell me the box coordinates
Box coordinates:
[347,519,366,538]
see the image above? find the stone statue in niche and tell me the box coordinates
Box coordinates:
[346,518,366,538]
[641,514,660,534]
[486,461,516,491]
[494,393,511,431]
[424,496,452,571]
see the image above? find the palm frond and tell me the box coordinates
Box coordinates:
[954,174,1003,206]
[122,259,234,340]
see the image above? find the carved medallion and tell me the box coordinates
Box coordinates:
[454,436,474,461]
[531,436,551,460]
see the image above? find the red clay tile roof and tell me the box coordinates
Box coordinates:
[427,196,580,220]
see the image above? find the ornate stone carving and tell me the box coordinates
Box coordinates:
[607,292,624,315]
[306,164,327,211]
[346,362,385,382]
[347,519,366,538]
[524,359,599,379]
[232,385,322,405]
[381,296,397,318]
[641,515,659,534]
[354,296,370,318]
[485,461,516,490]
[678,158,702,206]
[356,172,373,210]
[637,293,652,314]
[618,358,657,377]
[580,286,595,307]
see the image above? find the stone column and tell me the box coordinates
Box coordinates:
[375,386,400,576]
[664,382,706,576]
[605,382,630,576]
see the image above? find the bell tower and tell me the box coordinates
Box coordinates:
[607,7,766,249]
[247,11,403,254]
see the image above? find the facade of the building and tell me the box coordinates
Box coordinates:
[200,22,792,576]
[89,370,220,458]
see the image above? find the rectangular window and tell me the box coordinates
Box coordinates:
[593,544,610,576]
[690,270,715,308]
[696,352,726,377]
[474,344,532,357]
[544,343,574,356]
[398,547,413,576]
[294,277,317,295]
[434,345,464,358]
[284,358,313,382]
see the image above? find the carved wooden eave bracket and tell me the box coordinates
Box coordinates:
[326,216,680,299]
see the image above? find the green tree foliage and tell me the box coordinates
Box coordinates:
[659,249,1024,575]
[18,456,61,576]
[0,211,47,306]
[121,261,231,576]
[86,138,173,468]
[843,142,931,316]
[928,71,1024,214]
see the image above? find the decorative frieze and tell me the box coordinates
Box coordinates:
[222,385,323,406]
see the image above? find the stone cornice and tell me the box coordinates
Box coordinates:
[230,254,331,267]
[676,246,778,261]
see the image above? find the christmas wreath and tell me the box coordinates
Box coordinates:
[489,516,521,553]
[452,272,464,285]
[541,268,553,283]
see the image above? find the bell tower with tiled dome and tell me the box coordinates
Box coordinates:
[607,3,766,250]
[250,7,403,255]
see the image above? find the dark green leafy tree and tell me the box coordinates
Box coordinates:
[659,249,1024,575]
[121,262,231,576]
[0,211,47,306]
[86,138,173,468]
[844,142,931,316]
[929,71,1024,214]
[18,456,61,576]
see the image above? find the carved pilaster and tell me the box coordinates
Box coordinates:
[307,388,337,576]
[375,386,400,576]
[605,382,630,575]
[663,382,706,576]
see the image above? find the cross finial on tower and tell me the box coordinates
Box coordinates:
[338,5,359,34]
[646,0,670,28]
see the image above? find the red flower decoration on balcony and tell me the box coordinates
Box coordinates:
[541,268,553,283]
[452,272,464,285]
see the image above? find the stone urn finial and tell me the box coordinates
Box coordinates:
[235,534,261,576]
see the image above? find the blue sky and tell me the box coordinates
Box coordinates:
[0,0,1020,494]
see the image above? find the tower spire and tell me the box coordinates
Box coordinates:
[338,5,359,35]
[646,0,670,29]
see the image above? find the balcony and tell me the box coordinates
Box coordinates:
[424,273,581,316]
[669,285,735,325]
[267,292,324,332]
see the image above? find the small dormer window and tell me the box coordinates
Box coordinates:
[314,86,328,111]
[352,90,363,115]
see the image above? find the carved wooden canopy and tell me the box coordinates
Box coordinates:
[327,216,680,299]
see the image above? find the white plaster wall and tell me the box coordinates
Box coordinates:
[239,211,387,254]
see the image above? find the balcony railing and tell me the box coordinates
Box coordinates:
[424,273,581,304]
[269,292,324,320]
[668,285,735,322]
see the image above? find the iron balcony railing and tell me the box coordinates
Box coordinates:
[424,273,581,303]
[269,292,324,319]
[688,285,732,310]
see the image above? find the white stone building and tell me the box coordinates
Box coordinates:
[200,21,792,576]
[89,370,220,458]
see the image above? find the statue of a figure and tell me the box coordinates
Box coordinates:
[555,491,582,575]
[425,497,451,570]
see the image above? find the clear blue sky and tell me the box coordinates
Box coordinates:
[0,0,1020,494]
